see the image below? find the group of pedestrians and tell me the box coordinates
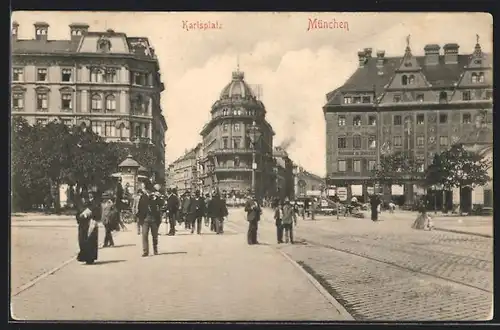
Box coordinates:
[272,198,298,244]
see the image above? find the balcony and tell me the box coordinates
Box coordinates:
[207,148,254,156]
[214,166,253,173]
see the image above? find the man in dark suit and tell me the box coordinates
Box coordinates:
[188,190,205,234]
[138,188,161,256]
[208,191,228,234]
[181,191,192,229]
[244,194,262,245]
[166,188,180,235]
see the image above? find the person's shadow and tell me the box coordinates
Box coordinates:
[155,251,187,256]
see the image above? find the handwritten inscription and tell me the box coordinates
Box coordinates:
[183,20,223,31]
[307,18,350,32]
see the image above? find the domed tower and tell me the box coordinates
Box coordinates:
[200,68,275,199]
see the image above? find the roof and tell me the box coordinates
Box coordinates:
[118,155,140,168]
[13,40,80,53]
[325,46,491,107]
[219,71,256,99]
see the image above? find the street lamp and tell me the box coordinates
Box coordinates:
[247,121,261,198]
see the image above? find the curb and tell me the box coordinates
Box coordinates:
[277,249,355,320]
[433,227,493,238]
[12,228,122,297]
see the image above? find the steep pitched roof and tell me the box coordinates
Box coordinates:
[324,53,490,107]
[12,40,80,53]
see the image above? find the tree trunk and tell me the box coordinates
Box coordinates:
[50,178,61,214]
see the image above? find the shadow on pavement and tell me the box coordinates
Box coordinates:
[110,244,137,248]
[92,260,127,265]
[155,251,187,256]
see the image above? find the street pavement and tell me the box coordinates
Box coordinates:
[11,214,347,321]
[226,208,493,321]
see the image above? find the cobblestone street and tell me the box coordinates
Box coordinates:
[226,208,493,321]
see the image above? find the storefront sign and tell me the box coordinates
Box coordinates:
[391,184,404,196]
[327,189,336,196]
[337,187,347,201]
[351,185,363,196]
[306,190,321,196]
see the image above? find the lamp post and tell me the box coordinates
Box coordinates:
[247,121,261,198]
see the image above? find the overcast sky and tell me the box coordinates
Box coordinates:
[12,12,492,176]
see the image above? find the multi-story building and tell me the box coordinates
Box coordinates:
[11,21,168,181]
[167,143,202,195]
[294,166,325,198]
[199,69,275,199]
[272,146,294,201]
[323,38,492,208]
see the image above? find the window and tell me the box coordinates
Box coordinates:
[393,136,402,147]
[91,94,102,111]
[418,162,425,173]
[353,135,361,149]
[462,113,471,124]
[343,97,352,104]
[133,124,141,138]
[485,90,493,100]
[12,68,23,81]
[105,95,116,112]
[142,124,149,138]
[338,160,346,172]
[462,91,471,101]
[416,114,425,125]
[98,39,111,52]
[222,138,228,149]
[439,136,448,146]
[368,160,376,171]
[338,137,346,149]
[353,115,362,126]
[37,68,48,81]
[338,115,346,126]
[103,69,117,83]
[353,160,361,172]
[471,73,477,83]
[401,75,408,85]
[393,95,401,103]
[91,122,103,136]
[408,75,415,84]
[223,123,228,132]
[368,116,376,125]
[134,73,144,85]
[234,157,240,167]
[362,96,371,103]
[61,93,72,110]
[233,138,240,149]
[439,114,448,124]
[61,69,72,82]
[416,94,424,102]
[353,96,361,104]
[439,92,448,103]
[105,122,116,137]
[118,124,126,140]
[234,123,240,132]
[393,115,402,125]
[368,136,376,149]
[36,93,48,111]
[417,136,425,147]
[12,93,24,110]
[91,68,101,82]
[478,72,485,83]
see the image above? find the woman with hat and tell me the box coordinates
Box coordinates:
[75,189,101,264]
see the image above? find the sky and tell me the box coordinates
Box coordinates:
[12,12,492,176]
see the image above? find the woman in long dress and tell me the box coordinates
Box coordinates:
[76,190,101,264]
[412,196,433,230]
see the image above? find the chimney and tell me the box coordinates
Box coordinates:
[358,50,366,67]
[364,48,373,58]
[376,50,385,68]
[34,22,49,41]
[424,44,440,66]
[443,43,459,64]
[69,23,89,42]
[12,21,19,41]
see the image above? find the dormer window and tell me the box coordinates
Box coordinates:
[401,75,408,85]
[408,75,415,84]
[471,73,478,83]
[393,95,401,103]
[368,116,376,125]
[478,72,485,83]
[97,38,111,53]
[362,96,371,103]
[338,115,346,126]
[416,94,424,102]
[353,96,361,104]
[353,115,362,126]
[343,97,352,104]
[439,92,448,103]
[462,91,471,101]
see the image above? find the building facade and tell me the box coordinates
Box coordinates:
[11,21,168,180]
[272,146,294,201]
[294,167,325,198]
[199,69,275,199]
[323,39,492,205]
[167,144,202,195]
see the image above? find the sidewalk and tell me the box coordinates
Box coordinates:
[12,212,76,222]
[11,223,347,321]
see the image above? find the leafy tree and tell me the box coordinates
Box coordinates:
[371,151,422,186]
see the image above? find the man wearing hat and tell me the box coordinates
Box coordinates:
[165,188,180,235]
[181,191,192,229]
[187,190,205,234]
[281,198,297,244]
[138,186,161,256]
[244,192,262,245]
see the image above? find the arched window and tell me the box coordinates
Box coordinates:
[408,75,415,84]
[91,94,102,111]
[479,72,485,83]
[401,75,408,85]
[471,73,478,83]
[234,156,240,167]
[353,115,362,126]
[105,95,116,111]
[90,68,101,82]
[118,123,126,140]
[439,91,448,103]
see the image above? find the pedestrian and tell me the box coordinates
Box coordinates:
[244,194,262,245]
[139,187,161,257]
[101,191,119,248]
[311,198,317,220]
[273,199,284,244]
[132,190,142,235]
[370,193,381,221]
[388,201,396,213]
[188,190,205,234]
[114,177,127,231]
[412,196,434,230]
[209,191,228,234]
[75,190,101,264]
[204,193,212,229]
[166,188,180,236]
[181,191,192,230]
[282,198,297,244]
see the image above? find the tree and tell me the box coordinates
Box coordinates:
[371,151,422,186]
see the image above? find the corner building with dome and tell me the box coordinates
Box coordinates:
[199,69,275,198]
